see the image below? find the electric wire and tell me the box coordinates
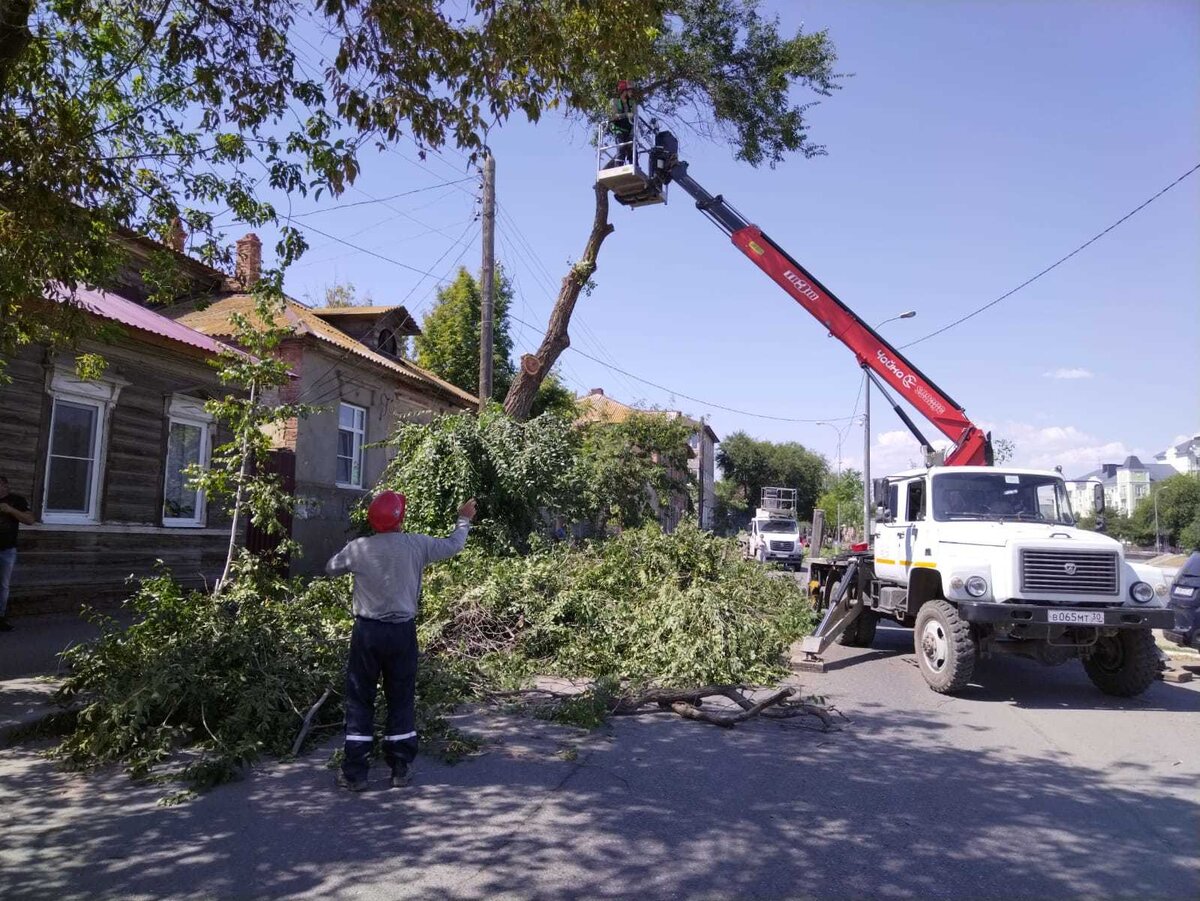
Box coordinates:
[902,161,1200,350]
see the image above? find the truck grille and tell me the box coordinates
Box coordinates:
[1019,550,1119,596]
[770,541,794,552]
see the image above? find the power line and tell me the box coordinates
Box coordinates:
[286,177,476,219]
[508,314,854,424]
[902,161,1200,350]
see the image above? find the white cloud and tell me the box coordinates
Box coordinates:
[1043,367,1094,380]
[856,421,1140,479]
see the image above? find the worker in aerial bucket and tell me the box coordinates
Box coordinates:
[326,490,477,791]
[608,79,636,165]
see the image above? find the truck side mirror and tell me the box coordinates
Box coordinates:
[875,503,890,524]
[1093,483,1105,514]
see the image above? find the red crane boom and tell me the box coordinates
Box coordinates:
[659,151,991,467]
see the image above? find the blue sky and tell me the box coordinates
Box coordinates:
[271,0,1199,478]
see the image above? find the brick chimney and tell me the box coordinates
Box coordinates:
[166,217,186,253]
[235,233,262,288]
[589,388,605,396]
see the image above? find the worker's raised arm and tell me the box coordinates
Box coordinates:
[325,541,357,577]
[422,499,476,565]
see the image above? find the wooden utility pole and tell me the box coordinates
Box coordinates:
[478,148,496,411]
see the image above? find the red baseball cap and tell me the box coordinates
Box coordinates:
[617,79,630,91]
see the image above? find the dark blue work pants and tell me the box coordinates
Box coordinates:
[342,616,418,781]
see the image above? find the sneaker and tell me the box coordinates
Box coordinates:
[337,772,368,793]
[0,618,12,632]
[390,762,412,788]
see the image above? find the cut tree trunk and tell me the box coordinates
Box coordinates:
[502,182,614,420]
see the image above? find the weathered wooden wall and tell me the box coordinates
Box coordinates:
[0,337,232,615]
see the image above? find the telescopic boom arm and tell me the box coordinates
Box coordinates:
[661,156,991,467]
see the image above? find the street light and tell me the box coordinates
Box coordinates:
[815,420,845,547]
[863,310,917,548]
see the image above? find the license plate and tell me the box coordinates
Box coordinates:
[1047,610,1105,625]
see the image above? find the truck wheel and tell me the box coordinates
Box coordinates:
[914,600,976,693]
[837,609,878,647]
[1082,630,1160,697]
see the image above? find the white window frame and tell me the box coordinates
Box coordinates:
[42,365,126,525]
[162,396,214,528]
[336,402,367,489]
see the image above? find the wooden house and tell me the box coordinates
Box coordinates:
[0,287,238,613]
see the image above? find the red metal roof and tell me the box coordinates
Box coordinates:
[54,285,233,356]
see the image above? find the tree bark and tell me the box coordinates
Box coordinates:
[0,0,32,93]
[502,182,614,420]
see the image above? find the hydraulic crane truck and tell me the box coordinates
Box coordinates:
[596,120,1173,696]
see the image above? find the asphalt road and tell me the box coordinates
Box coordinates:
[2,625,1197,900]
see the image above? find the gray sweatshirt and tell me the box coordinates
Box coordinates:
[325,519,471,622]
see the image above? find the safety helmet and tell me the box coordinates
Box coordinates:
[617,79,630,92]
[367,490,407,533]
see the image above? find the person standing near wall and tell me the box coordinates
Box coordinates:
[326,491,477,791]
[0,475,35,632]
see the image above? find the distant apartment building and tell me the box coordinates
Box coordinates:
[1069,448,1189,518]
[1155,433,1200,475]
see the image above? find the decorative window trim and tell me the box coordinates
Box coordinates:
[162,395,214,528]
[336,401,367,489]
[42,364,127,524]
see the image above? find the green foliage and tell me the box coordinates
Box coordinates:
[716,431,828,525]
[51,564,351,793]
[1077,508,1134,542]
[420,523,815,690]
[0,0,666,376]
[577,410,695,533]
[530,372,578,419]
[817,469,864,536]
[414,267,517,401]
[376,408,583,553]
[1130,474,1200,548]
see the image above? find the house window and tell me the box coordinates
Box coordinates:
[42,364,126,524]
[163,396,213,527]
[337,402,366,488]
[44,399,103,520]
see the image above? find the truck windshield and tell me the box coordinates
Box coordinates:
[932,472,1075,525]
[761,520,798,533]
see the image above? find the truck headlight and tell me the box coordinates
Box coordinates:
[965,576,988,598]
[1129,581,1154,604]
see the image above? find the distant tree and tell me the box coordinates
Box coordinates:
[817,469,864,539]
[414,267,517,401]
[716,431,828,520]
[316,282,373,308]
[713,478,749,536]
[1130,475,1200,548]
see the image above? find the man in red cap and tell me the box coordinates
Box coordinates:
[326,492,477,791]
[609,79,636,165]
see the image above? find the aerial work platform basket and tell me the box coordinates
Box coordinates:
[596,115,671,208]
[758,487,797,518]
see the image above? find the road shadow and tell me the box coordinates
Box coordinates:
[1,696,1196,900]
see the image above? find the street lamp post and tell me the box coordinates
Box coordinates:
[1153,489,1162,553]
[815,420,844,547]
[863,310,917,547]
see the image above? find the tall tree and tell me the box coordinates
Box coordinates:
[716,431,828,522]
[503,0,839,418]
[415,266,517,401]
[0,0,666,377]
[817,469,864,540]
